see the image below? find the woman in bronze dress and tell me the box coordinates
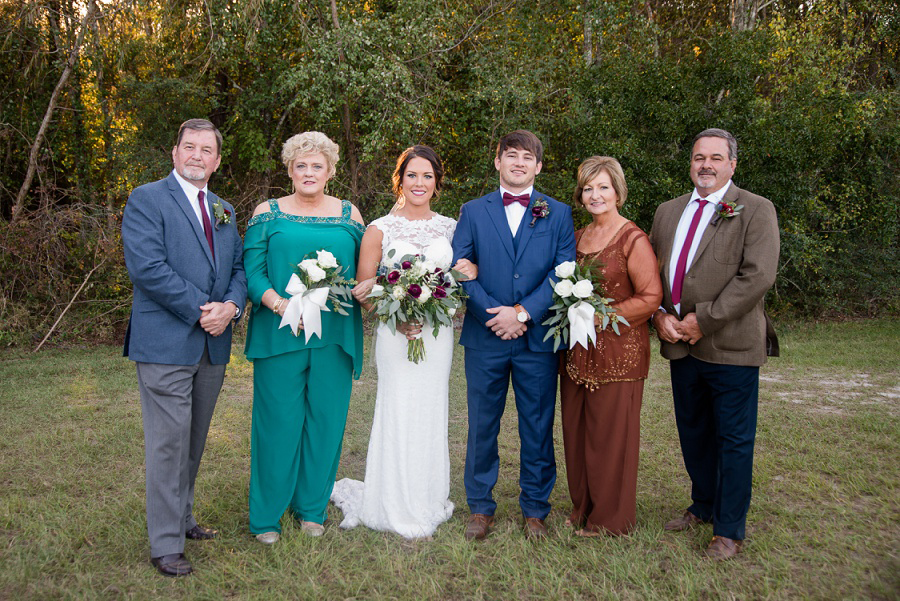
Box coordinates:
[561,156,663,536]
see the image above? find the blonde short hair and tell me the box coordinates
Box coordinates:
[573,156,627,209]
[281,131,340,178]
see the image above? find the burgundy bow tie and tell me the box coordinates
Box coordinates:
[502,192,530,207]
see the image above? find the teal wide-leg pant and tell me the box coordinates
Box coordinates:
[249,345,353,534]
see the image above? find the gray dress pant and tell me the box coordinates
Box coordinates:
[136,348,225,557]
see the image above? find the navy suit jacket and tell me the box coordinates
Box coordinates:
[122,172,247,365]
[452,189,576,353]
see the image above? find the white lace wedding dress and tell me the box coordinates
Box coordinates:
[331,213,457,539]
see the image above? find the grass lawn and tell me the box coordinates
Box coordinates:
[0,318,897,600]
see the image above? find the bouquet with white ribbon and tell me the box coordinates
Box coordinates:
[279,249,355,343]
[366,237,466,363]
[541,260,628,352]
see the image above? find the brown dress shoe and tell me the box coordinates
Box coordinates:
[150,553,193,577]
[185,525,218,540]
[524,517,548,540]
[464,514,494,540]
[664,510,709,532]
[703,535,743,560]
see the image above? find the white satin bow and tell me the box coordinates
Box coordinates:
[279,273,331,343]
[567,301,597,350]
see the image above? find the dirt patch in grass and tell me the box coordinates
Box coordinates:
[762,370,899,417]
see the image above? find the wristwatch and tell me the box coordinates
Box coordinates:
[514,303,529,323]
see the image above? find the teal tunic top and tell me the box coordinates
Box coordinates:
[243,198,365,377]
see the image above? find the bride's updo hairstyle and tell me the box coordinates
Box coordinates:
[391,145,445,205]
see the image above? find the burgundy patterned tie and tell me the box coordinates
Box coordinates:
[671,199,708,305]
[198,190,215,259]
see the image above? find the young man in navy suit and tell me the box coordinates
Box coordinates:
[452,130,576,540]
[122,119,246,576]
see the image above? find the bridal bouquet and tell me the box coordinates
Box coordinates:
[367,238,466,363]
[541,260,628,352]
[279,249,356,343]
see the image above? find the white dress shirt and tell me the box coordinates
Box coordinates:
[499,185,533,236]
[172,169,210,229]
[667,180,732,314]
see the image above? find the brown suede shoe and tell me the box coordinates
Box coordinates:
[664,510,710,532]
[703,535,743,560]
[524,517,548,540]
[464,514,494,541]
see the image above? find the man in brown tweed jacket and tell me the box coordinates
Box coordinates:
[649,128,780,560]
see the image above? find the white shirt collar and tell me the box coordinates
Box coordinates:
[690,180,732,206]
[172,169,208,203]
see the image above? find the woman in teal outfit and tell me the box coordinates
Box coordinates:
[243,131,365,544]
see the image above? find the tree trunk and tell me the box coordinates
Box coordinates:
[583,10,593,66]
[329,0,359,204]
[730,0,771,32]
[11,0,98,223]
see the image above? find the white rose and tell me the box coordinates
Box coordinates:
[299,259,327,283]
[554,279,574,298]
[411,261,428,278]
[392,286,406,300]
[316,249,338,268]
[573,279,594,299]
[370,284,384,297]
[555,261,576,279]
[417,285,432,303]
[448,307,457,316]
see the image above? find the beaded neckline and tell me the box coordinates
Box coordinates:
[248,198,365,233]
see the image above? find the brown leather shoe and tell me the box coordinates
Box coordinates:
[185,524,218,540]
[150,553,193,577]
[664,510,709,532]
[464,514,494,540]
[703,535,743,560]
[524,517,548,540]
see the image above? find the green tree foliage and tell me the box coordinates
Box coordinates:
[0,0,897,344]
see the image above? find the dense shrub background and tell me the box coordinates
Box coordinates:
[1,0,897,346]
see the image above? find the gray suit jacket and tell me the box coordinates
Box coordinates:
[649,183,779,367]
[122,172,247,365]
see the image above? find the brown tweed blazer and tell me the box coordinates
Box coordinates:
[649,183,780,367]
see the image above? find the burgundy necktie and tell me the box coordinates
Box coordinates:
[198,190,215,259]
[502,192,530,207]
[671,199,708,305]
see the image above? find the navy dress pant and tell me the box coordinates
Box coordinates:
[463,340,558,519]
[670,355,759,541]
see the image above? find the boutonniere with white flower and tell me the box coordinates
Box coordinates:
[710,200,743,226]
[212,200,232,229]
[529,198,550,227]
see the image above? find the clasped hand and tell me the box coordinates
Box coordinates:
[397,321,423,341]
[654,312,703,345]
[486,306,526,340]
[199,301,234,337]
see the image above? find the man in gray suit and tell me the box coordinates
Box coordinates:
[122,119,246,577]
[649,128,779,561]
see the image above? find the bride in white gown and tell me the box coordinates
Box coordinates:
[330,146,476,539]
